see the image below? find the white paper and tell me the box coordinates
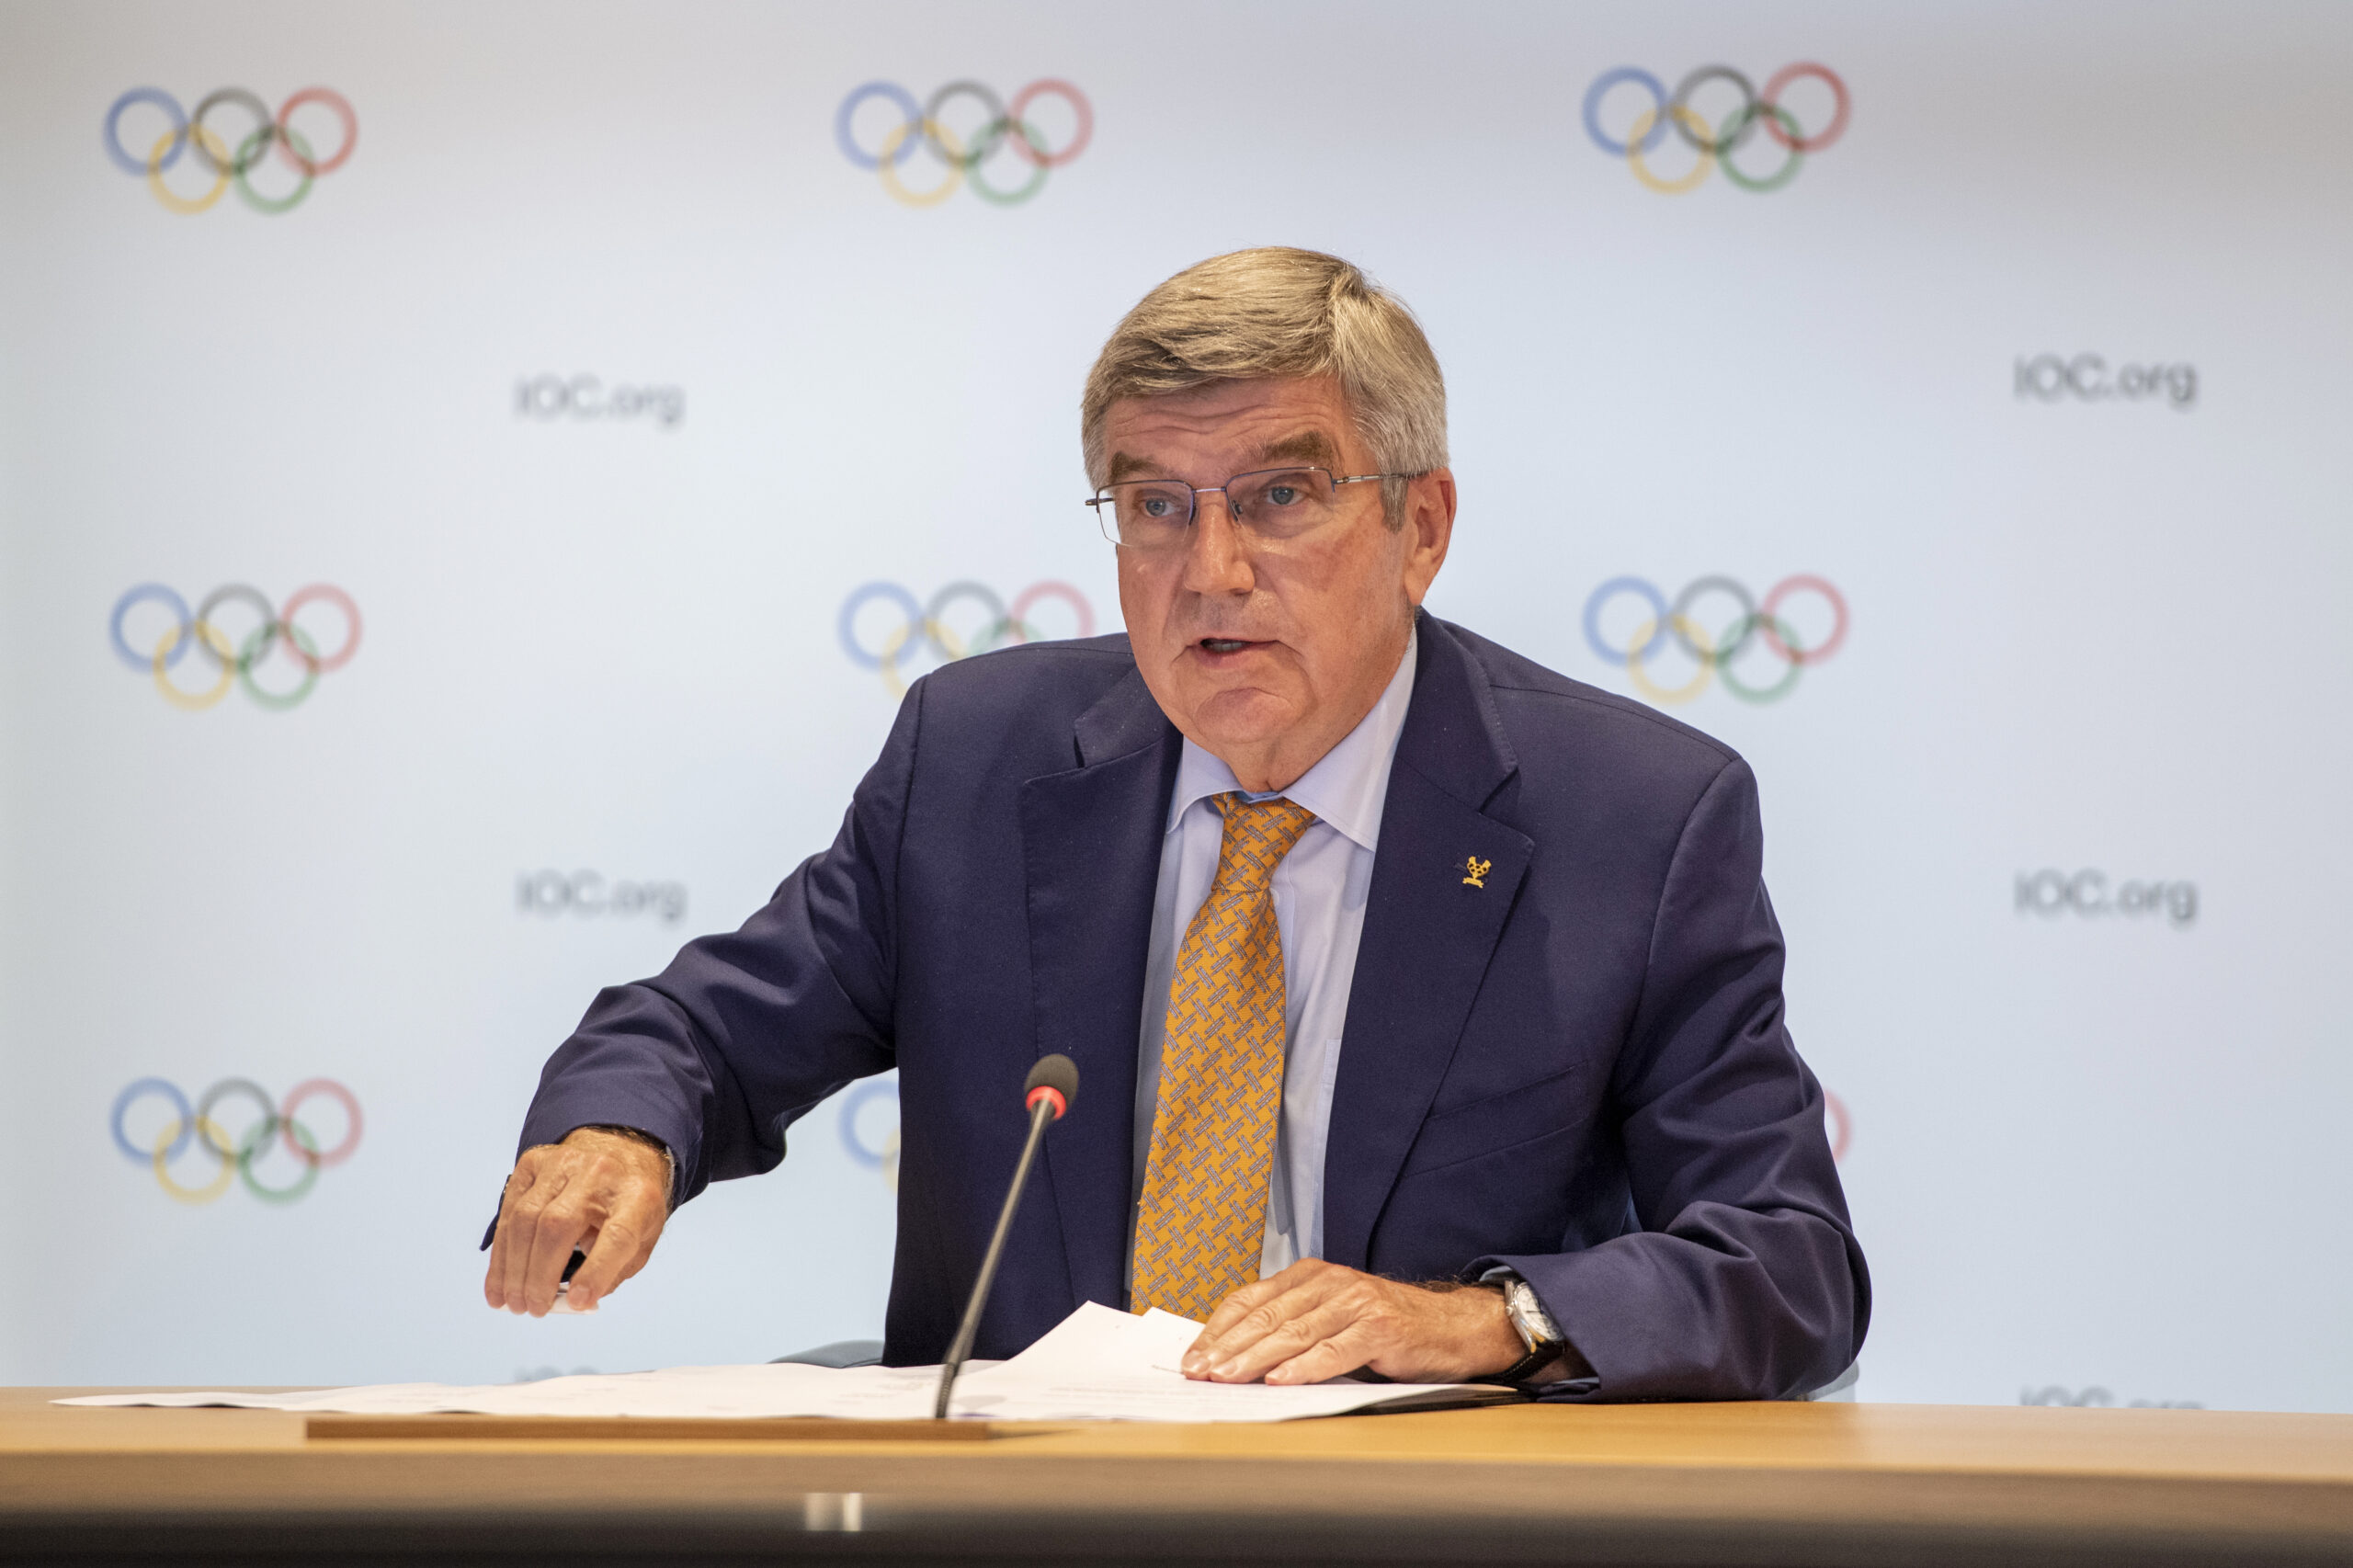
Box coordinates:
[54,1302,1503,1424]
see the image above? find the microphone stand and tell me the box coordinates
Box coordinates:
[934,1089,1061,1420]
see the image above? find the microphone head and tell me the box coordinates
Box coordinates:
[1024,1054,1079,1120]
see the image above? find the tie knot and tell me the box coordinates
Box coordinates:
[1209,793,1317,891]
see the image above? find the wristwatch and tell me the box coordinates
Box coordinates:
[1493,1274,1567,1384]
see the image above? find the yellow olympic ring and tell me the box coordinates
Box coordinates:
[1624,616,1716,705]
[153,620,236,710]
[877,617,966,698]
[881,1127,901,1193]
[145,124,231,215]
[1624,106,1715,195]
[876,118,963,208]
[153,1117,237,1204]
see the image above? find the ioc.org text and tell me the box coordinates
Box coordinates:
[2015,354,2197,409]
[515,374,684,427]
[517,870,687,923]
[2015,869,2197,928]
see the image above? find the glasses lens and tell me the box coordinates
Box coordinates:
[1101,481,1192,548]
[1227,468,1336,540]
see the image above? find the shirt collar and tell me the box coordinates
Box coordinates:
[1165,627,1419,853]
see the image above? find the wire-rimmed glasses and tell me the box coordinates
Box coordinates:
[1085,466,1420,551]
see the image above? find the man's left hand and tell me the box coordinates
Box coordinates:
[1178,1259,1525,1385]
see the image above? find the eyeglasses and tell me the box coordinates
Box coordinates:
[1085,465,1420,551]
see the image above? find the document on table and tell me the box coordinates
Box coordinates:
[54,1302,1524,1423]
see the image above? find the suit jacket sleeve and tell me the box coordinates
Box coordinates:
[1475,756,1870,1401]
[504,686,919,1205]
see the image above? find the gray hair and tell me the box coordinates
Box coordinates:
[1081,248,1448,524]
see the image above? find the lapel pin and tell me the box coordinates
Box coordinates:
[1462,856,1492,889]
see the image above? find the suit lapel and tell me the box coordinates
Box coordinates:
[1021,665,1179,1311]
[1322,617,1532,1271]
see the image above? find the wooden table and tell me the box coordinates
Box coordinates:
[5,1388,2349,1565]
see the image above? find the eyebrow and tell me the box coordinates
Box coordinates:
[1253,431,1340,468]
[1103,430,1341,484]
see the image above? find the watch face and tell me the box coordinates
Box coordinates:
[1506,1282,1552,1347]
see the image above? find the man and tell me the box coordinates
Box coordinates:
[484,248,1868,1400]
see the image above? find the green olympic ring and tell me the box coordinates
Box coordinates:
[241,1117,322,1204]
[1715,102,1804,194]
[1714,613,1807,703]
[233,123,313,214]
[236,619,320,710]
[965,119,1051,205]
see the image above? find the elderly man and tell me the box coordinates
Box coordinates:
[484,248,1868,1400]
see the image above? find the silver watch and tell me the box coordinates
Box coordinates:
[1497,1275,1565,1381]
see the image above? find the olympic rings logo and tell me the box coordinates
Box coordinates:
[840,1080,900,1191]
[110,1077,362,1205]
[109,584,362,710]
[835,80,1092,207]
[838,580,1094,697]
[1582,574,1848,706]
[103,87,357,215]
[1582,65,1847,193]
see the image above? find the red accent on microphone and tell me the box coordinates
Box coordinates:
[1025,1085,1067,1121]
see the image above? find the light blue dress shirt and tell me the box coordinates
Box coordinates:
[1129,630,1419,1289]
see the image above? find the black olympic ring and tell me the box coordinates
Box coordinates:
[1667,66,1761,156]
[109,1076,362,1205]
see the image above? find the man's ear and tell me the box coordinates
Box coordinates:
[1403,469,1456,606]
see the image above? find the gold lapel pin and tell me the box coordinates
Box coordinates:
[1462,856,1492,889]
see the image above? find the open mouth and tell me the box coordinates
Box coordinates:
[1199,638,1256,654]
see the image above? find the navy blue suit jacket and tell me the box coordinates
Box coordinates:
[516,613,1869,1400]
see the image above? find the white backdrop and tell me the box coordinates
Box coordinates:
[3,0,2348,1411]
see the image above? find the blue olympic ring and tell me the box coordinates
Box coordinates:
[109,583,195,671]
[840,1079,900,1169]
[835,82,925,170]
[1581,575,1671,666]
[1580,68,1671,157]
[103,88,190,176]
[837,583,926,670]
[111,1078,194,1163]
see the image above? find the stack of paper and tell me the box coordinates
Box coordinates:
[56,1303,1523,1424]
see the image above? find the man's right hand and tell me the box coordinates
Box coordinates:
[483,1127,672,1316]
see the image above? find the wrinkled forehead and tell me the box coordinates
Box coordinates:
[1100,379,1357,483]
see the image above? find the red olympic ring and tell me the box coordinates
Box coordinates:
[1008,580,1096,640]
[278,583,364,673]
[1760,63,1849,153]
[1759,574,1848,666]
[279,1077,364,1166]
[1006,80,1093,168]
[274,86,358,176]
[1824,1091,1852,1163]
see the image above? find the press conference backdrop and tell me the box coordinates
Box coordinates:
[2,0,2347,1411]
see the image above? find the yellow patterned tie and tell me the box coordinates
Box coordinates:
[1132,792,1318,1321]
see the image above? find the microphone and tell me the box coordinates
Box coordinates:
[933,1053,1078,1420]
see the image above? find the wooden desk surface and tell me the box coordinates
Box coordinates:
[5,1388,2349,1566]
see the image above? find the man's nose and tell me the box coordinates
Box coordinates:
[1179,492,1255,596]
